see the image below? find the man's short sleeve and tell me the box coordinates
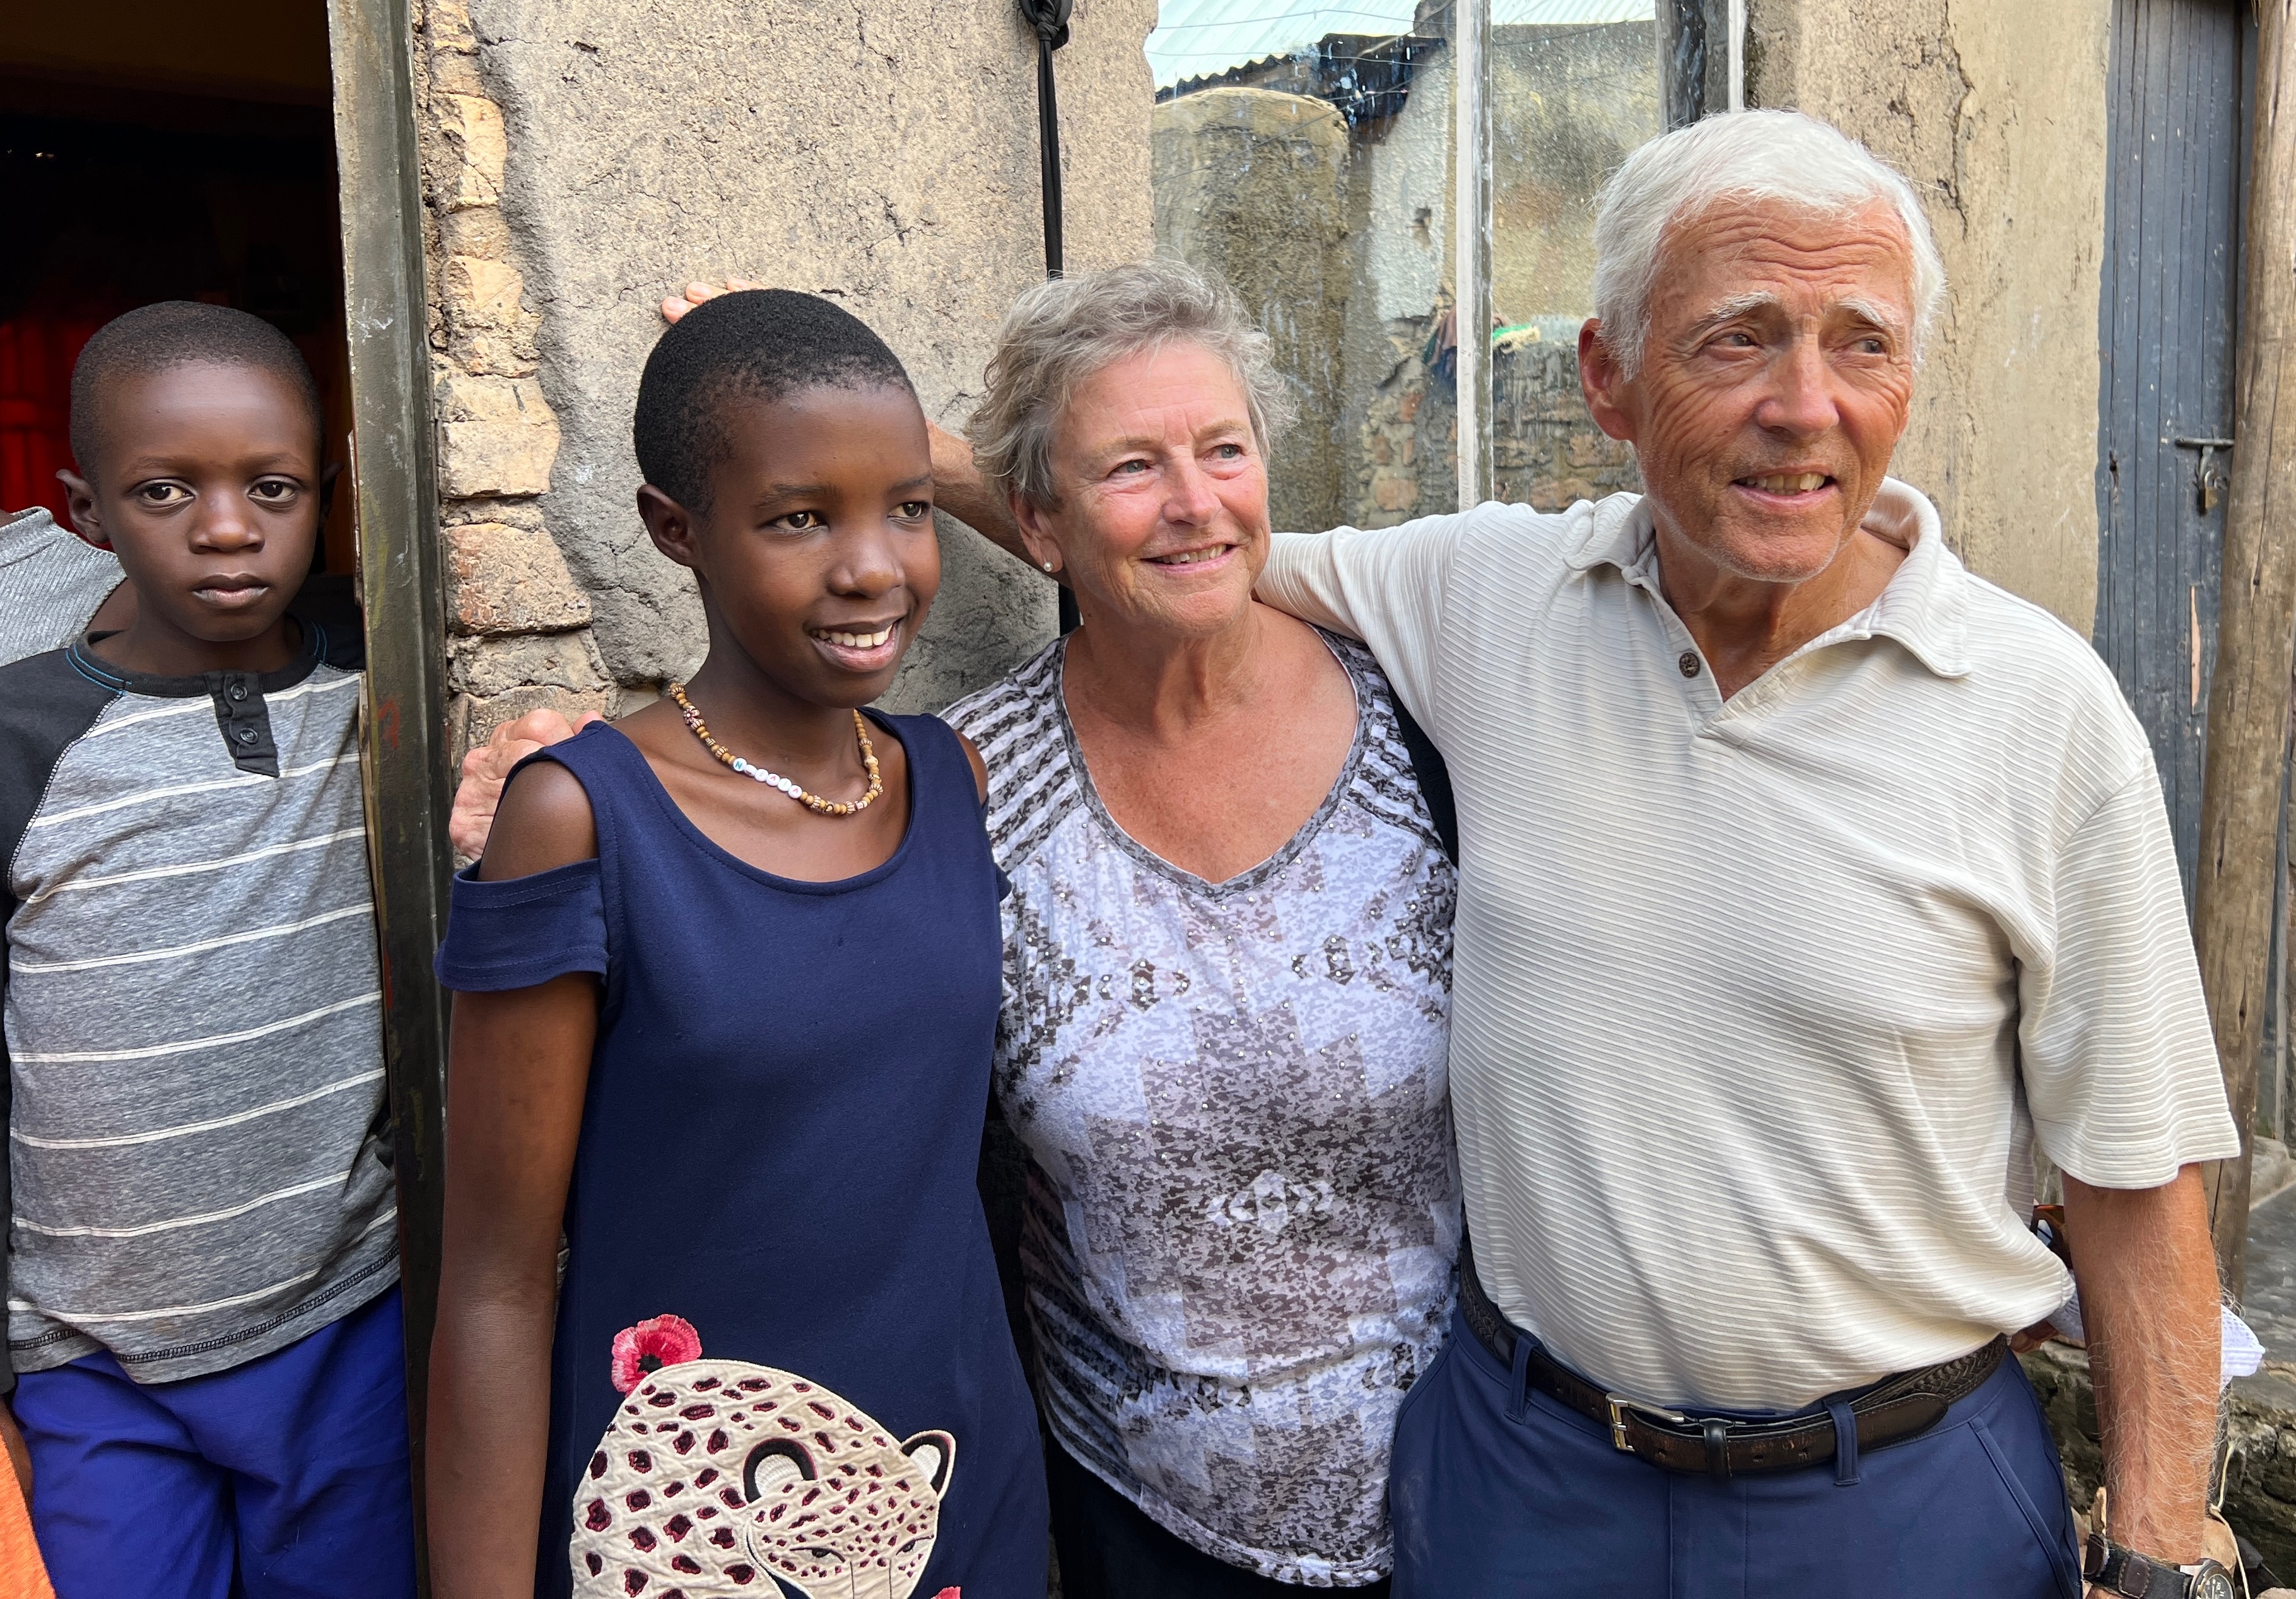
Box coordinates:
[2018,769,2242,1187]
[1256,515,1466,729]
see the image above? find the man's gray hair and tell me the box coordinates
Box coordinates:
[968,258,1296,510]
[1592,110,1948,377]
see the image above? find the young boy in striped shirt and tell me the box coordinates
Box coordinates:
[0,303,411,1597]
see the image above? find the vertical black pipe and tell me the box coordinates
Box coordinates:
[1016,0,1081,633]
[1034,31,1066,278]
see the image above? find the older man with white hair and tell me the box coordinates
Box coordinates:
[1246,108,2240,1598]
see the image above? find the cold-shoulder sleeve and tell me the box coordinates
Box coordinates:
[433,858,607,992]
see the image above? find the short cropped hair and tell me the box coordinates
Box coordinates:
[633,289,916,511]
[967,259,1295,512]
[1592,110,1948,377]
[69,302,324,474]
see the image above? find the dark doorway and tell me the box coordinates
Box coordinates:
[2093,0,2255,901]
[0,4,356,572]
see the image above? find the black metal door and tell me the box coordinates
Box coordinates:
[2094,0,2253,901]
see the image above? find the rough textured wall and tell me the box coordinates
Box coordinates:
[1152,89,1351,535]
[419,8,617,754]
[1748,0,2112,633]
[416,0,1156,746]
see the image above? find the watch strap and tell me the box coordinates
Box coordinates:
[2082,1533,2204,1598]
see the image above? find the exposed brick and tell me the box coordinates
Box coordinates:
[448,630,612,698]
[426,0,476,54]
[435,94,505,211]
[1372,474,1417,513]
[447,682,618,774]
[444,522,592,636]
[443,631,617,771]
[440,419,559,498]
[442,256,539,375]
[436,374,560,496]
[438,373,551,424]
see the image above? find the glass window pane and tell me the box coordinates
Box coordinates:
[1149,3,1460,529]
[1489,3,1660,509]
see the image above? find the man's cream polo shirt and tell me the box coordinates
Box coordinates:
[1258,478,2240,1413]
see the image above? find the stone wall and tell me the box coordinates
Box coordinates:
[1747,0,2114,633]
[418,15,617,754]
[413,0,1157,752]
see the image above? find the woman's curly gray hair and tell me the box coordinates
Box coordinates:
[966,258,1296,510]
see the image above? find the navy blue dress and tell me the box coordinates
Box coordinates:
[436,715,1046,1599]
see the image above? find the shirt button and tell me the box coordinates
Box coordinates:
[228,682,248,701]
[237,726,257,744]
[1678,651,1702,679]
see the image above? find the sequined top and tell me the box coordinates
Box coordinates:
[946,630,1460,1587]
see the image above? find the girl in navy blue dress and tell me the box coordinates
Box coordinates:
[426,291,1046,1599]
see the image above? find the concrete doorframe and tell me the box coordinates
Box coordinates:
[328,0,451,1575]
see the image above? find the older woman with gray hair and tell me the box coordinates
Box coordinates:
[937,259,1459,1598]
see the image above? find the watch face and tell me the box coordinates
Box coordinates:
[2192,1566,2238,1599]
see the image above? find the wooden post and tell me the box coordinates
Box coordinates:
[330,0,452,1581]
[2195,0,2296,1299]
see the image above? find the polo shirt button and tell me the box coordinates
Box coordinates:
[1678,651,1702,678]
[237,726,257,743]
[229,682,248,701]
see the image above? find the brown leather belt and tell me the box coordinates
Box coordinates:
[1455,1243,2006,1480]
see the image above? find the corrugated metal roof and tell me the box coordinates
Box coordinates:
[1146,0,1655,90]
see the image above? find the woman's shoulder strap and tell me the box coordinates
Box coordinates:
[1320,628,1457,865]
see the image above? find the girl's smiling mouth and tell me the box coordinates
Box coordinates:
[808,617,905,669]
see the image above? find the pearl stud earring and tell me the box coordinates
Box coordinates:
[1042,560,1055,572]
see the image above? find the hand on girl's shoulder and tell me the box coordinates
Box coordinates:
[476,756,599,882]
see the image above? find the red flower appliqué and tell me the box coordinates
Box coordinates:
[609,1314,703,1394]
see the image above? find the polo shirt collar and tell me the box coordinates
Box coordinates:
[1564,477,1972,679]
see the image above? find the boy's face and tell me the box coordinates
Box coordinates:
[644,382,940,707]
[61,361,323,665]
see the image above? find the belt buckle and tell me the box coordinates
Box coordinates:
[1603,1393,1690,1453]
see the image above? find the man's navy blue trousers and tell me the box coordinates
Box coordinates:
[1389,1305,2082,1598]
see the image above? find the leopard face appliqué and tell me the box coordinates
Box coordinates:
[571,1317,958,1599]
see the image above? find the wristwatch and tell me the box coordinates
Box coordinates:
[2082,1533,2237,1598]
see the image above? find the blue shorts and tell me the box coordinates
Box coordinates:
[12,1283,414,1599]
[1388,1305,2082,1599]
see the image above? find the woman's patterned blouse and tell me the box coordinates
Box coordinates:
[945,630,1460,1586]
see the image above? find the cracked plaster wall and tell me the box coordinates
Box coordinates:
[1748,0,2112,633]
[415,0,1155,748]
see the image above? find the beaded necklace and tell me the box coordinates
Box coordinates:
[667,682,883,817]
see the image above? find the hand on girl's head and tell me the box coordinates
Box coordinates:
[660,278,766,325]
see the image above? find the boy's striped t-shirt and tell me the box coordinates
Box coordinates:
[0,612,397,1383]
